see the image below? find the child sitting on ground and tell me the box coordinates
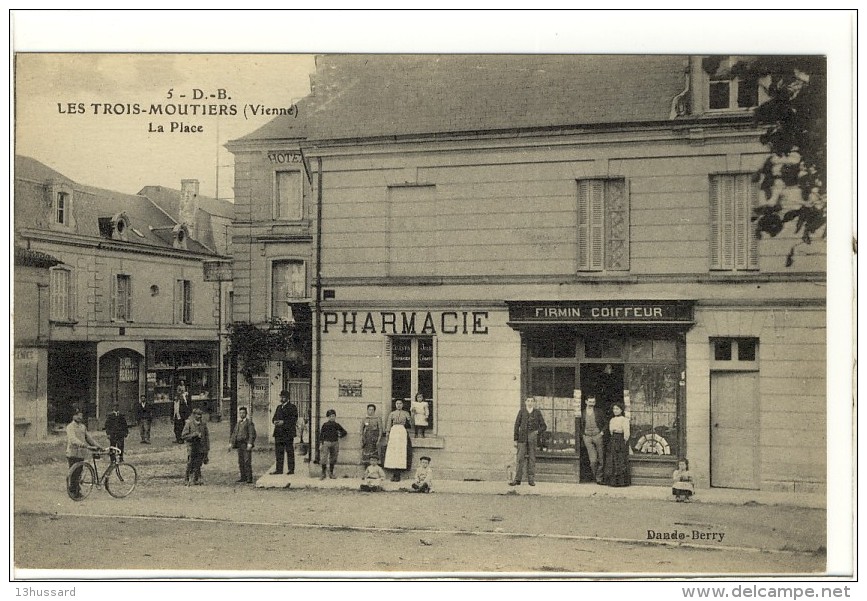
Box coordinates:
[672,458,695,502]
[360,457,387,492]
[411,456,433,493]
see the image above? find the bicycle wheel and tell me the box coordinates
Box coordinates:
[67,461,95,501]
[105,462,138,498]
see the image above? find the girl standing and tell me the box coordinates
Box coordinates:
[604,403,631,487]
[672,458,695,502]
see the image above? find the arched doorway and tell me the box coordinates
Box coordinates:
[98,348,143,423]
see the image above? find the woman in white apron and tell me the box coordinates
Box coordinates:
[383,399,413,481]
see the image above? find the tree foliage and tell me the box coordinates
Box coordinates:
[732,56,826,266]
[227,319,297,387]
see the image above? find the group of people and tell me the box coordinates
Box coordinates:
[65,389,692,501]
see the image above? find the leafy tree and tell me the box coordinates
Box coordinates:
[227,319,296,387]
[732,56,826,266]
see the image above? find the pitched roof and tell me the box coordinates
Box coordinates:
[237,54,689,143]
[14,155,215,256]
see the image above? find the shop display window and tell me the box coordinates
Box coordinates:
[389,336,434,431]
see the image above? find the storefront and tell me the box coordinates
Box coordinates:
[145,341,219,418]
[507,300,694,485]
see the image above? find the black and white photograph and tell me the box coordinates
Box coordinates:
[5,9,856,589]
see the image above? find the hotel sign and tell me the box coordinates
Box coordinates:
[507,300,693,324]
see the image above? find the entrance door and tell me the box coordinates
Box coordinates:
[98,350,141,421]
[710,372,759,489]
[577,364,624,481]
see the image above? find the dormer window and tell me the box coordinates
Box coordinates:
[98,212,131,241]
[173,224,190,250]
[46,181,75,230]
[703,56,761,111]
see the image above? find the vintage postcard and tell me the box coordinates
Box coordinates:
[6,9,856,591]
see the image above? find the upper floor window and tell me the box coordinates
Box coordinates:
[111,274,133,321]
[55,192,69,225]
[710,174,758,271]
[274,170,303,220]
[710,338,759,370]
[577,178,630,271]
[704,56,759,111]
[47,182,75,229]
[49,266,75,322]
[271,260,306,320]
[175,279,192,324]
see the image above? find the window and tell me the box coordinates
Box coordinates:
[175,280,192,324]
[55,192,69,225]
[710,338,759,370]
[577,178,629,271]
[49,266,74,322]
[111,274,132,321]
[274,170,302,220]
[710,174,758,271]
[271,260,306,319]
[226,291,234,325]
[389,336,435,431]
[704,56,759,111]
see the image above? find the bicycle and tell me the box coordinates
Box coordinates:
[66,446,138,501]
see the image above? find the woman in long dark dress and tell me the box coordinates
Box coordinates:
[603,403,631,487]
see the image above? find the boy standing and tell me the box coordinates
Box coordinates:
[411,456,434,493]
[319,409,348,480]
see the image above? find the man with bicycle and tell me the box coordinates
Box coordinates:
[65,406,101,499]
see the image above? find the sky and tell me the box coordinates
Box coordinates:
[15,53,316,200]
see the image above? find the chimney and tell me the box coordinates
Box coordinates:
[179,179,199,240]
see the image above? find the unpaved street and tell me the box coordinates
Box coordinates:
[13,432,826,576]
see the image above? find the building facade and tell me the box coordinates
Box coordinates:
[230,55,826,491]
[14,157,230,433]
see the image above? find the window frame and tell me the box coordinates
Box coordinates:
[49,265,75,323]
[269,258,308,320]
[577,177,630,272]
[111,273,133,322]
[704,56,762,113]
[709,337,759,371]
[175,279,193,324]
[385,335,437,435]
[273,169,304,221]
[709,173,759,272]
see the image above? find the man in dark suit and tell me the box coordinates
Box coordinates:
[270,390,298,475]
[104,401,129,461]
[230,406,257,483]
[580,395,607,484]
[135,395,153,444]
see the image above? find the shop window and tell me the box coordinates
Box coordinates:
[111,274,133,321]
[274,170,303,220]
[704,56,760,111]
[528,334,577,359]
[710,338,759,369]
[710,174,759,271]
[577,178,630,271]
[388,336,435,431]
[175,279,192,324]
[529,365,577,453]
[49,266,75,322]
[584,336,623,359]
[626,364,679,457]
[271,260,307,319]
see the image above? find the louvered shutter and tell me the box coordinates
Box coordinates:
[68,268,76,321]
[710,175,735,270]
[184,281,193,323]
[577,181,591,270]
[733,174,758,270]
[588,180,605,270]
[110,274,118,320]
[605,179,630,270]
[125,276,133,321]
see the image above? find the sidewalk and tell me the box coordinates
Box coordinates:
[255,468,826,509]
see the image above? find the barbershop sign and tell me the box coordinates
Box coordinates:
[506,300,693,324]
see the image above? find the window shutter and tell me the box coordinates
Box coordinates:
[173,280,181,323]
[110,274,118,320]
[577,181,591,270]
[49,269,62,320]
[605,179,630,270]
[588,180,605,271]
[709,176,721,269]
[710,175,736,270]
[733,174,750,270]
[184,281,192,323]
[126,276,133,321]
[68,269,76,321]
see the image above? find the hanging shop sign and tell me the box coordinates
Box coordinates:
[506,300,693,324]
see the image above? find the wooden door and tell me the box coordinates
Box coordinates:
[710,372,759,489]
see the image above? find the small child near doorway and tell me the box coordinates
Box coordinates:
[672,458,695,502]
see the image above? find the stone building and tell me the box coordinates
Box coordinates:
[229,55,825,491]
